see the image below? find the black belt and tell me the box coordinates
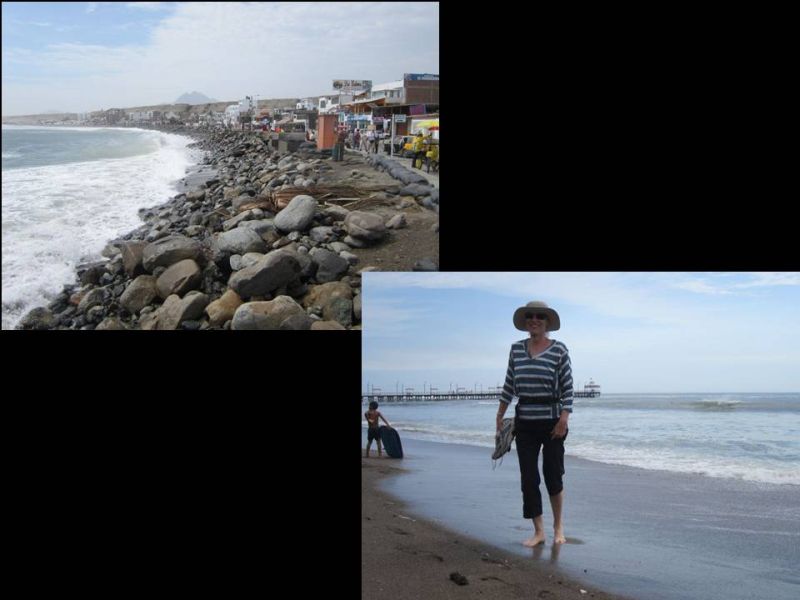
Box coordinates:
[517,396,560,405]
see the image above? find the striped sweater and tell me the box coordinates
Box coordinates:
[500,338,574,420]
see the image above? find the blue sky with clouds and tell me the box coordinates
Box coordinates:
[2,2,439,115]
[362,273,800,394]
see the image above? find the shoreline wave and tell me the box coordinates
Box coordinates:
[1,129,200,329]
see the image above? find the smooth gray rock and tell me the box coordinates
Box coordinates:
[142,235,203,272]
[344,211,387,242]
[17,307,57,330]
[216,228,268,255]
[312,249,349,283]
[119,275,158,314]
[227,251,302,299]
[153,292,209,330]
[77,288,106,314]
[119,241,148,278]
[231,296,306,330]
[238,219,275,236]
[309,226,335,243]
[386,213,407,229]
[155,259,202,299]
[274,195,317,233]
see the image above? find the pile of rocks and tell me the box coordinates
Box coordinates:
[17,130,417,330]
[364,154,439,213]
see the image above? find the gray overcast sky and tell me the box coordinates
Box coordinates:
[2,2,439,115]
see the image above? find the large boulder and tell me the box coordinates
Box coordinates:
[216,228,268,255]
[119,275,158,314]
[77,288,106,314]
[230,296,306,330]
[227,251,302,299]
[155,259,202,299]
[17,307,57,330]
[343,211,387,242]
[148,292,209,330]
[274,195,317,233]
[204,289,243,327]
[238,219,275,236]
[311,249,349,283]
[142,235,203,272]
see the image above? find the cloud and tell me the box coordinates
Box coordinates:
[670,272,800,295]
[3,2,438,114]
[672,279,734,295]
[127,2,168,10]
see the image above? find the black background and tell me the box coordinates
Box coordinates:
[3,4,796,597]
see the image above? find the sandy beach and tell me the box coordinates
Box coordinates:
[364,435,800,600]
[362,456,633,600]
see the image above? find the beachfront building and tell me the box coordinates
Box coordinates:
[128,110,154,123]
[370,80,405,103]
[318,93,354,114]
[403,73,439,104]
[296,98,315,110]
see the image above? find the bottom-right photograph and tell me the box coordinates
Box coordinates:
[359,271,800,600]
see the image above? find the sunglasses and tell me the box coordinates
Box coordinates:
[525,313,548,321]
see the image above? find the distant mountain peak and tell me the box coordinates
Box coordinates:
[175,91,217,105]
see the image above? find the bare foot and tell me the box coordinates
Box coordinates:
[523,532,546,547]
[553,527,566,544]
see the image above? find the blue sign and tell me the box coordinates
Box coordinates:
[404,73,439,81]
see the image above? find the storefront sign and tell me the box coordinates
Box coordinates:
[404,73,439,82]
[332,79,372,92]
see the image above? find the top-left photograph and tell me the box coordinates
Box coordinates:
[2,1,439,330]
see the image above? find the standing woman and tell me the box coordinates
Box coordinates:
[497,301,574,546]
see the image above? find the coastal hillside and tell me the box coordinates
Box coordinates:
[175,91,217,104]
[2,97,310,125]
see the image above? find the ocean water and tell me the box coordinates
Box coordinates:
[362,393,800,486]
[1,125,203,329]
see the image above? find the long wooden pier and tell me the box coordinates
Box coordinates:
[361,390,600,403]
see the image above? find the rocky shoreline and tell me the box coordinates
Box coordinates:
[16,126,439,330]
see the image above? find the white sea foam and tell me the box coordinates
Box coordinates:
[1,130,201,329]
[567,440,800,486]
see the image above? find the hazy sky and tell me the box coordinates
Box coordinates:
[362,272,800,394]
[1,1,439,115]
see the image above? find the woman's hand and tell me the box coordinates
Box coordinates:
[551,415,569,439]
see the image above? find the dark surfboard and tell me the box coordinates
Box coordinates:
[379,426,403,459]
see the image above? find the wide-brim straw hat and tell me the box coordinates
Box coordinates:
[513,301,561,332]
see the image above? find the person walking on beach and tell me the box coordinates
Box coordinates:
[365,401,392,458]
[497,301,574,547]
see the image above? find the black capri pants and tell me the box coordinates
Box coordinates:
[514,417,568,519]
